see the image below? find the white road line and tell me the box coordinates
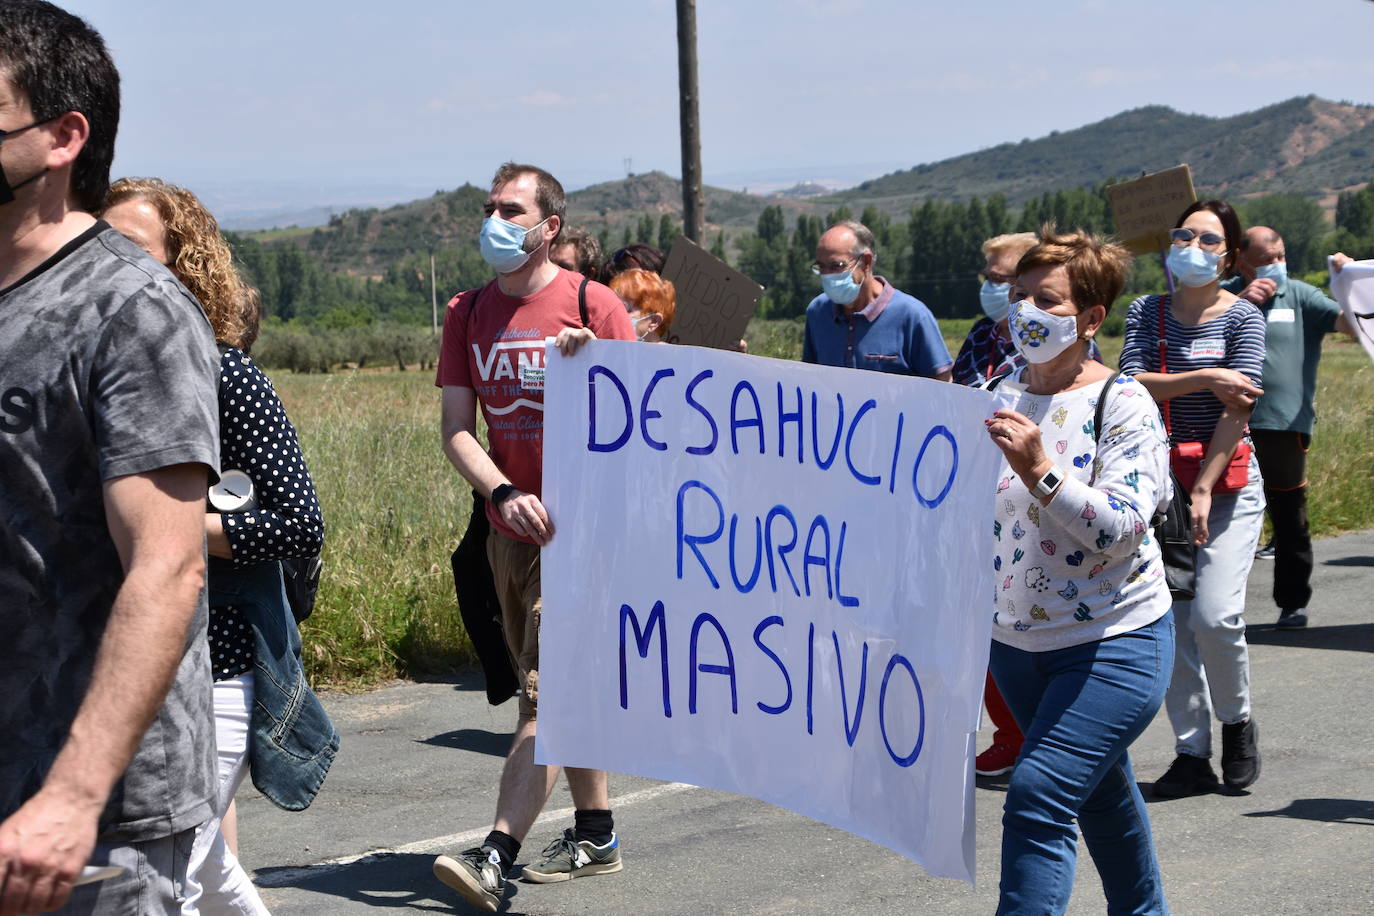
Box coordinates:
[255,781,697,888]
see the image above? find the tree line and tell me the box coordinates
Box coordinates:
[229,178,1374,370]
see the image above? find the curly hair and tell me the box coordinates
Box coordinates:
[1016,225,1132,313]
[101,177,252,348]
[610,268,676,336]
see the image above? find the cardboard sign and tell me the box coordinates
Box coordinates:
[1106,165,1197,256]
[538,340,1001,882]
[661,236,764,349]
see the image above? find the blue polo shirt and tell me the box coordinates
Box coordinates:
[801,277,952,377]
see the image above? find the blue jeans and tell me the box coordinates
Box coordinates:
[989,614,1174,916]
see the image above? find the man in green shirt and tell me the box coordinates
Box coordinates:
[1225,226,1354,629]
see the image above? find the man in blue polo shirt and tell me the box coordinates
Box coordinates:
[1224,226,1353,629]
[802,220,952,380]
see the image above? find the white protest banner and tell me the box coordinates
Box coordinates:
[538,341,1000,882]
[1329,256,1374,366]
[1106,165,1197,256]
[661,236,764,349]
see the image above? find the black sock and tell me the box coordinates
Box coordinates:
[483,830,520,872]
[573,809,614,846]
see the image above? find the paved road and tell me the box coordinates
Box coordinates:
[241,530,1374,915]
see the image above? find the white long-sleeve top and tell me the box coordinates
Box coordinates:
[989,372,1173,651]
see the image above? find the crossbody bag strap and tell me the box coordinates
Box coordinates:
[1156,293,1172,436]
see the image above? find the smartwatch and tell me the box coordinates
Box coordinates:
[490,483,517,505]
[1030,466,1065,500]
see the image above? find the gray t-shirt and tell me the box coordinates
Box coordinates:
[0,224,221,841]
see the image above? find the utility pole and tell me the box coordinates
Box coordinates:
[430,251,438,339]
[676,0,704,243]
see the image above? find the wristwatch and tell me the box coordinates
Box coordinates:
[490,483,517,505]
[1030,466,1065,500]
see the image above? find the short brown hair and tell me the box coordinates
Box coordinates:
[610,268,676,336]
[1016,225,1131,313]
[557,227,602,278]
[491,161,566,243]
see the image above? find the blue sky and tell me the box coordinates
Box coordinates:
[59,0,1374,217]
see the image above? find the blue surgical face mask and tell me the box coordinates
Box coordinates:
[479,215,549,274]
[1167,244,1223,288]
[820,264,862,306]
[1255,261,1287,284]
[979,280,1012,322]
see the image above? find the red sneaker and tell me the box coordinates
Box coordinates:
[975,742,1020,776]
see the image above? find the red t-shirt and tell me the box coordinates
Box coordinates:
[436,268,634,542]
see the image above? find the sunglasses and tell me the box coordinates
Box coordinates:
[1170,227,1226,249]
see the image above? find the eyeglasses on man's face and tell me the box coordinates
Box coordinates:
[811,256,861,276]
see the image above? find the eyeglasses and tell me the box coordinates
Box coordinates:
[811,256,860,276]
[1170,227,1226,250]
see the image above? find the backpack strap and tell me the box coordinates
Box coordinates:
[578,276,590,329]
[978,369,1016,392]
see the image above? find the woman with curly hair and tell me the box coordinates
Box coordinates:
[102,178,334,916]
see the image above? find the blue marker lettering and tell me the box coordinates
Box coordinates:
[810,391,844,470]
[753,616,792,715]
[887,411,905,495]
[764,504,801,597]
[638,368,675,451]
[728,514,763,592]
[843,399,881,486]
[689,613,738,715]
[587,364,631,453]
[685,370,718,456]
[879,653,925,767]
[912,424,959,509]
[676,480,723,588]
[802,516,833,600]
[620,601,670,717]
[832,632,869,747]
[776,383,804,463]
[834,521,860,607]
[806,622,815,735]
[730,380,765,455]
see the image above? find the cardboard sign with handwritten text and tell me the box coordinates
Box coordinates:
[1107,165,1197,256]
[661,236,764,349]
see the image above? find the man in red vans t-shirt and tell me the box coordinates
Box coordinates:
[433,162,633,912]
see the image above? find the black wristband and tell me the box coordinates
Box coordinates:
[490,483,517,505]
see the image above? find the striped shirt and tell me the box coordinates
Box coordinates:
[1119,294,1266,445]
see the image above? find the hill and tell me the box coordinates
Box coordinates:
[251,96,1374,274]
[830,96,1374,216]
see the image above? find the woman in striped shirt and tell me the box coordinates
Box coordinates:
[1120,198,1267,799]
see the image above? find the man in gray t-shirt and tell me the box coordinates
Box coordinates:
[1,4,220,913]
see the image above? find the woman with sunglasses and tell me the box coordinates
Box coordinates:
[1119,199,1267,799]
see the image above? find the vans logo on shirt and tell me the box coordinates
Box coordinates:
[472,341,544,384]
[1188,338,1226,360]
[0,387,36,435]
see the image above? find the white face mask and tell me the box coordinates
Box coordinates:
[1007,299,1080,364]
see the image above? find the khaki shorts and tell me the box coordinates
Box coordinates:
[486,528,542,720]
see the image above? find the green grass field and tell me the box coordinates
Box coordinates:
[275,320,1373,687]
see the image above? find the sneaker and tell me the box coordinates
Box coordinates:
[520,828,622,884]
[1221,718,1261,790]
[433,845,507,912]
[1255,541,1275,560]
[1276,607,1308,629]
[975,741,1020,776]
[1152,754,1219,798]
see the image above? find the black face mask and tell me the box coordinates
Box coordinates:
[0,119,52,205]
